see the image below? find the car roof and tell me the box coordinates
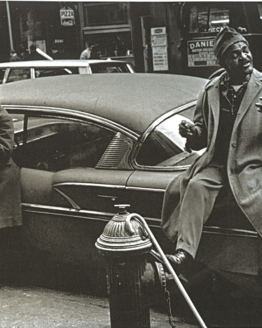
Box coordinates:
[0,73,207,134]
[0,59,129,68]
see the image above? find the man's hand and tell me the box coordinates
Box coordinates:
[179,120,197,139]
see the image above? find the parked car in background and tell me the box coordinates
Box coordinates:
[0,59,134,84]
[0,73,259,297]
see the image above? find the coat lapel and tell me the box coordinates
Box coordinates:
[233,71,262,131]
[207,81,220,149]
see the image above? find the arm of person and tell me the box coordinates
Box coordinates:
[183,89,208,151]
[0,108,14,165]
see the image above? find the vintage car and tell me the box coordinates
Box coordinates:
[0,73,260,297]
[0,59,134,84]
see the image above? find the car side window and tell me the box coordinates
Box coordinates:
[90,63,130,73]
[7,68,30,83]
[35,67,79,78]
[0,69,5,83]
[136,106,199,167]
[12,115,116,172]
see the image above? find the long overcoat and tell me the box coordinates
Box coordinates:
[0,107,22,229]
[161,68,262,242]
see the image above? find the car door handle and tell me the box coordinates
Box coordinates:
[97,195,118,202]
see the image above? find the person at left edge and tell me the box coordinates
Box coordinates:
[0,103,22,230]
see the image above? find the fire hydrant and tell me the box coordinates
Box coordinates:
[95,204,153,328]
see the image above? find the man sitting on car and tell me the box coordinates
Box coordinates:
[161,27,262,275]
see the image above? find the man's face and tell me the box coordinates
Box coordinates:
[221,41,253,82]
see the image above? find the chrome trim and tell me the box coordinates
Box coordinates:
[53,187,81,210]
[54,181,164,192]
[126,64,135,73]
[3,68,10,84]
[23,203,106,214]
[21,203,258,238]
[22,203,114,223]
[140,101,196,143]
[31,68,35,79]
[3,105,139,140]
[126,186,165,193]
[203,226,257,238]
[132,164,191,172]
[53,182,126,189]
[22,203,162,228]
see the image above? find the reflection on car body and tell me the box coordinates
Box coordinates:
[0,73,258,294]
[0,59,134,84]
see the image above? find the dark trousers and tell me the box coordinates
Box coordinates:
[176,166,226,258]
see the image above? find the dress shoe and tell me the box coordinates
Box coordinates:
[166,249,193,275]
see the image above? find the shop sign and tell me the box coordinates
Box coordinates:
[152,46,168,71]
[151,34,167,47]
[151,27,168,71]
[60,7,75,26]
[151,27,166,35]
[187,39,219,67]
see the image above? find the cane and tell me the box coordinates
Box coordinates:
[126,213,208,328]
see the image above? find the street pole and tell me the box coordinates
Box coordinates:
[6,1,13,50]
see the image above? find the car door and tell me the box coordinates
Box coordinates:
[11,111,135,212]
[126,170,180,223]
[9,109,136,268]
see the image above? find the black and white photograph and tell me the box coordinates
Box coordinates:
[0,1,262,327]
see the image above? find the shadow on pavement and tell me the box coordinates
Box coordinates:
[0,227,262,328]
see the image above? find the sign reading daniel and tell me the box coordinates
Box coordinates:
[187,39,219,67]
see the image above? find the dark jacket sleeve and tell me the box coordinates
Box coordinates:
[186,88,208,151]
[0,108,14,165]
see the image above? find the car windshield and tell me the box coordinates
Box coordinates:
[89,62,130,73]
[136,105,205,167]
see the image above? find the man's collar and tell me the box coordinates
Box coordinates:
[220,72,249,88]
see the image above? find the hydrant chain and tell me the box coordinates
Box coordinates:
[164,287,176,328]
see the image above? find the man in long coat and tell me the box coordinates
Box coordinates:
[161,27,262,275]
[0,107,22,229]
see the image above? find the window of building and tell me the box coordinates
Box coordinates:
[84,32,132,58]
[189,6,230,33]
[83,2,128,26]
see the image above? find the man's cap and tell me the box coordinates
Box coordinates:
[213,27,248,59]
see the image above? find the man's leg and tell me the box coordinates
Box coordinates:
[167,166,226,273]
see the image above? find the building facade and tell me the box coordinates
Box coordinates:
[2,2,262,78]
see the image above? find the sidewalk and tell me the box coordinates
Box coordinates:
[0,285,199,328]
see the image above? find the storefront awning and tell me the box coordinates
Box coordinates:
[83,24,131,35]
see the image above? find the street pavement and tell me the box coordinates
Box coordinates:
[0,285,199,328]
[1,248,262,327]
